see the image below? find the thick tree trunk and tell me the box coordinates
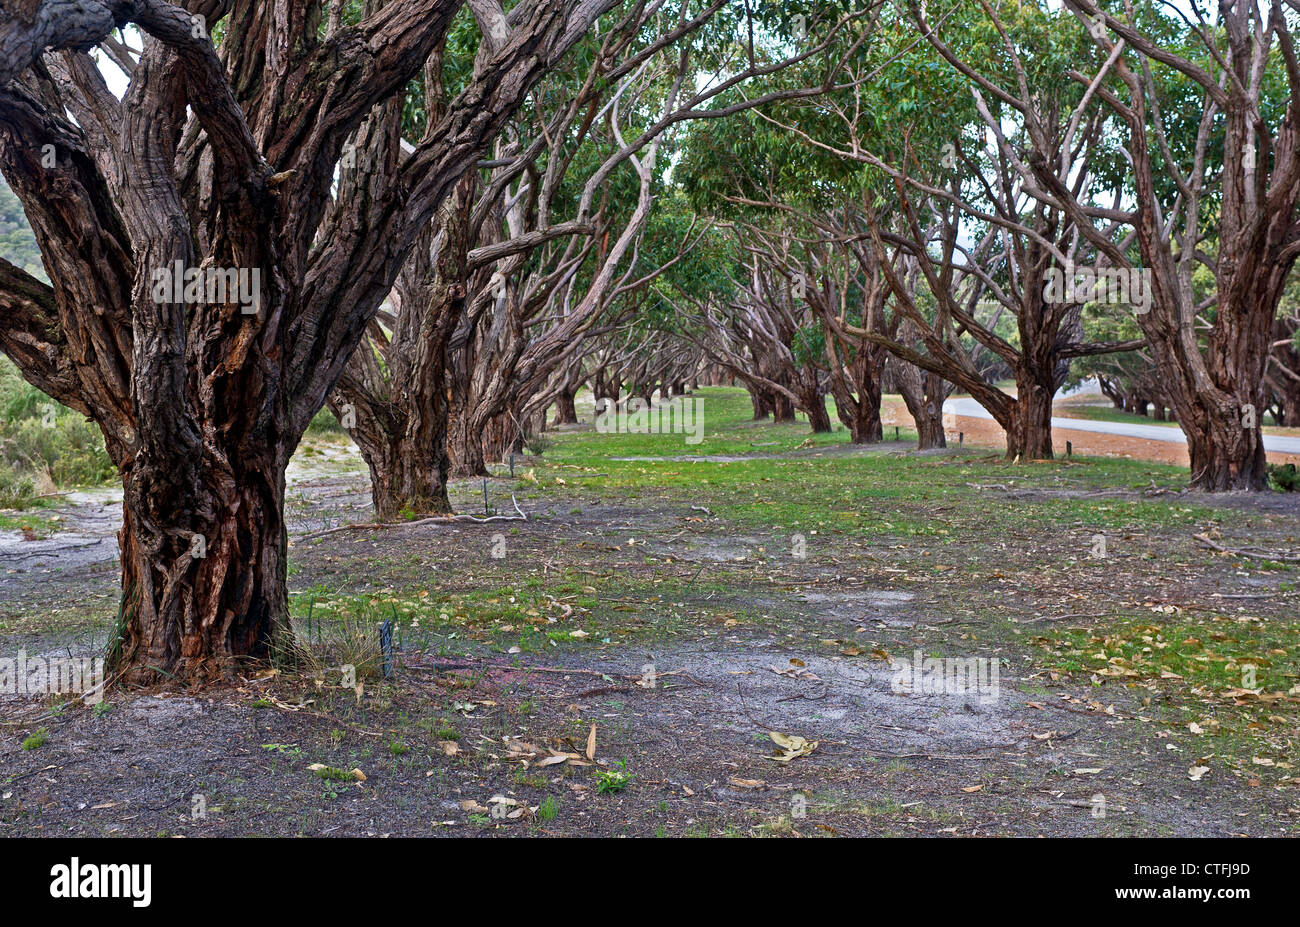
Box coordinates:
[349,411,453,520]
[1179,394,1268,491]
[552,386,579,425]
[448,402,488,477]
[1284,394,1300,429]
[803,389,833,433]
[750,388,772,420]
[1007,367,1054,460]
[772,392,796,423]
[116,453,288,685]
[849,399,882,444]
[895,360,948,450]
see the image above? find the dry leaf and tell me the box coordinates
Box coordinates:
[586,723,597,761]
[768,731,818,763]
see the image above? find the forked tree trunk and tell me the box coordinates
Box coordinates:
[552,386,579,425]
[772,392,796,423]
[895,360,948,450]
[334,178,472,519]
[828,346,884,444]
[0,0,624,688]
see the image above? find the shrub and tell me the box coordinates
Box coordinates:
[0,357,115,491]
[1268,463,1300,492]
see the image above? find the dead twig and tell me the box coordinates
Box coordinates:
[1194,533,1300,563]
[296,495,527,542]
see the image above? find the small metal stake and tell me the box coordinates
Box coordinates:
[894,426,899,440]
[482,477,489,516]
[1066,441,1073,459]
[509,452,515,477]
[378,619,394,679]
[959,432,964,445]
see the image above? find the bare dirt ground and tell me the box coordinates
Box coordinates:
[2,399,1298,838]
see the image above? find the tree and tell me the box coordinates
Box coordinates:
[934,0,1299,488]
[0,0,619,683]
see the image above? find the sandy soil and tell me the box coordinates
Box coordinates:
[881,398,1300,468]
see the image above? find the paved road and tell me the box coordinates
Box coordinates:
[943,397,1300,455]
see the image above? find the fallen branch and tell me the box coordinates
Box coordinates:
[296,495,527,542]
[1193,533,1300,563]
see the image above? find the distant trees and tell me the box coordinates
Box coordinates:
[944,0,1300,488]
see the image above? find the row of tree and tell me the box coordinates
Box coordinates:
[0,0,1297,684]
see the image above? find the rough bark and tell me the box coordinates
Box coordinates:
[893,358,949,451]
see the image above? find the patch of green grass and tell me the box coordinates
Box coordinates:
[0,509,62,539]
[435,721,459,741]
[1033,608,1299,768]
[21,728,49,750]
[536,795,559,821]
[535,388,1209,544]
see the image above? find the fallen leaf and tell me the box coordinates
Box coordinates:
[768,731,818,763]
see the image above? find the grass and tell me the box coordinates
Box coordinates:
[537,795,559,821]
[534,388,1212,542]
[0,508,62,539]
[1034,607,1299,762]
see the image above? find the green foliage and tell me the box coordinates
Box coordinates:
[306,407,346,435]
[1268,463,1300,493]
[0,358,115,491]
[0,175,45,281]
[596,760,632,794]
